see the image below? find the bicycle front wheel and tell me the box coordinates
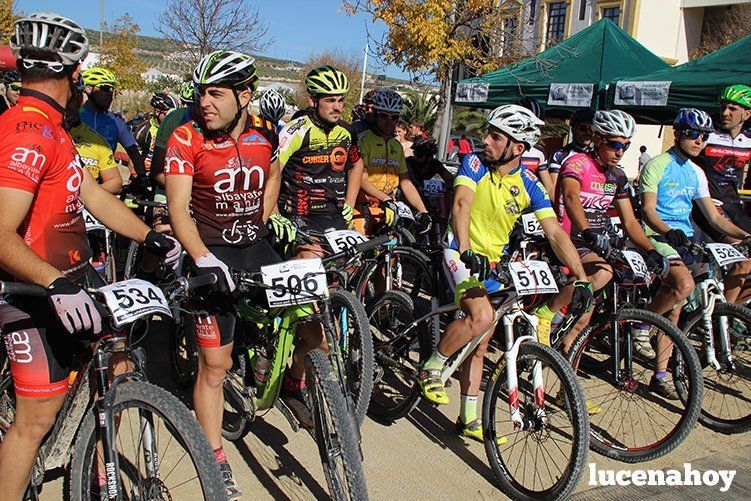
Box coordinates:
[683,302,751,434]
[68,381,226,500]
[483,341,589,500]
[568,308,703,462]
[306,348,368,501]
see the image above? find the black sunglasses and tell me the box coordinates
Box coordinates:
[680,129,711,142]
[602,139,631,152]
[378,112,400,121]
[97,84,115,93]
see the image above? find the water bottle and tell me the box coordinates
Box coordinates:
[253,348,271,386]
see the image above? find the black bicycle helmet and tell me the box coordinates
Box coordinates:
[515,96,545,120]
[412,137,438,157]
[150,92,179,112]
[570,108,595,126]
[3,70,20,85]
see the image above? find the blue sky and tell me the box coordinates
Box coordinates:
[16,0,409,78]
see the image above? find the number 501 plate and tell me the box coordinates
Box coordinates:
[261,258,328,307]
[509,261,559,296]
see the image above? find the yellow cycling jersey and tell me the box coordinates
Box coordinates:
[357,128,407,201]
[70,121,117,179]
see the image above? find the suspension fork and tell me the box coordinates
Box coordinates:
[93,349,122,500]
[502,310,543,428]
[700,281,726,370]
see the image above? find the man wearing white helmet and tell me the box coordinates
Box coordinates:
[355,87,432,235]
[0,13,181,498]
[417,104,592,441]
[258,87,287,132]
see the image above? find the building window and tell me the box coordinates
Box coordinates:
[579,0,586,21]
[601,6,621,25]
[501,17,519,54]
[546,2,568,45]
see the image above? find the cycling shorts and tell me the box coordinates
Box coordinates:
[0,266,104,398]
[442,248,501,306]
[648,235,709,277]
[188,238,282,349]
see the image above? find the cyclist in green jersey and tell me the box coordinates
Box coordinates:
[150,82,199,187]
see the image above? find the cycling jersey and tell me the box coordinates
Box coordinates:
[556,153,629,240]
[150,106,196,178]
[0,90,91,279]
[70,121,117,180]
[133,116,159,170]
[521,144,547,173]
[639,148,710,237]
[278,114,360,216]
[164,114,278,246]
[357,128,407,202]
[697,130,751,199]
[544,142,591,174]
[79,102,137,152]
[452,153,555,262]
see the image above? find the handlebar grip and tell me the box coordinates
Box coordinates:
[136,200,167,208]
[355,234,394,254]
[184,273,217,290]
[0,282,47,297]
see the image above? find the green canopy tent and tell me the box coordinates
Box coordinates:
[609,34,751,123]
[454,18,670,116]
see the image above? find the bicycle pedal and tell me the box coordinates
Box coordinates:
[274,399,301,433]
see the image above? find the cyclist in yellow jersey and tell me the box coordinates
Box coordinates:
[67,92,122,193]
[355,88,431,235]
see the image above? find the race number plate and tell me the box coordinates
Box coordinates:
[521,213,544,237]
[509,260,559,296]
[395,201,414,221]
[261,258,328,307]
[706,243,747,267]
[622,250,649,279]
[606,217,624,238]
[100,279,171,328]
[423,179,444,198]
[82,209,105,231]
[325,230,368,253]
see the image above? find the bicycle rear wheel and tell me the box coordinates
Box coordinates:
[306,349,368,500]
[568,308,703,462]
[68,381,226,500]
[683,302,751,434]
[483,341,588,500]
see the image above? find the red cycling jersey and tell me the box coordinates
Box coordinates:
[0,90,91,279]
[164,114,279,246]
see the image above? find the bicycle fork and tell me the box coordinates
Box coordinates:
[698,280,734,371]
[93,350,123,500]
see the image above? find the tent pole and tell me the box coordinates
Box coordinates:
[438,67,454,161]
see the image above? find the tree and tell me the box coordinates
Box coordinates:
[156,0,272,67]
[295,50,363,122]
[343,1,535,137]
[401,88,439,131]
[691,4,751,59]
[99,14,147,90]
[0,0,15,45]
[451,106,485,136]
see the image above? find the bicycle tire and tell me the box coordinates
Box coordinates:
[123,240,141,280]
[682,301,751,434]
[568,308,703,462]
[354,246,432,312]
[483,341,589,501]
[329,287,374,428]
[306,349,369,501]
[222,354,254,441]
[68,381,227,500]
[366,291,427,423]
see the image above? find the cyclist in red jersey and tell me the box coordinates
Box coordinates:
[0,13,180,500]
[165,50,295,499]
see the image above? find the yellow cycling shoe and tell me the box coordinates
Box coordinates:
[456,419,509,445]
[554,389,600,415]
[417,368,449,405]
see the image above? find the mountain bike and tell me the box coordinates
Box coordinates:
[679,241,751,434]
[0,275,226,500]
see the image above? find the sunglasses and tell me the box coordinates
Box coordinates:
[378,112,400,121]
[680,129,711,142]
[602,139,631,152]
[7,83,21,91]
[97,84,115,93]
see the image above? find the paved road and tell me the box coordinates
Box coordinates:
[35,320,750,500]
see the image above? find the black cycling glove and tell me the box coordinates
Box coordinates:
[665,229,688,249]
[645,249,668,276]
[581,228,611,258]
[569,280,594,316]
[414,212,432,235]
[144,230,181,269]
[460,250,491,281]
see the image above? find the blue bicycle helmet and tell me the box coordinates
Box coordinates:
[673,108,713,132]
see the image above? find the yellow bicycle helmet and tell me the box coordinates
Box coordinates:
[305,65,349,96]
[82,67,117,87]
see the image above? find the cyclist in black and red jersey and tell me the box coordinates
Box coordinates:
[164,49,298,499]
[0,13,180,500]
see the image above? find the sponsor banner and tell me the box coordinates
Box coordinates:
[547,83,594,107]
[614,81,671,106]
[455,82,489,103]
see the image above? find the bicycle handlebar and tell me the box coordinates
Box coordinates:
[0,281,47,297]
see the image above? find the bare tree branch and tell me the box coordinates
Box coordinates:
[156,0,274,67]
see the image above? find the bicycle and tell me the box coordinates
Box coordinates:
[679,241,751,434]
[82,208,118,284]
[564,247,704,462]
[368,257,590,499]
[0,275,226,500]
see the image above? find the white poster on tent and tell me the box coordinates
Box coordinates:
[455,83,489,103]
[547,83,594,107]
[614,81,671,106]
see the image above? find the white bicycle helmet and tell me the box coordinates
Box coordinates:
[193,50,258,90]
[372,88,403,114]
[259,88,287,123]
[11,12,89,70]
[486,104,544,148]
[592,110,636,138]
